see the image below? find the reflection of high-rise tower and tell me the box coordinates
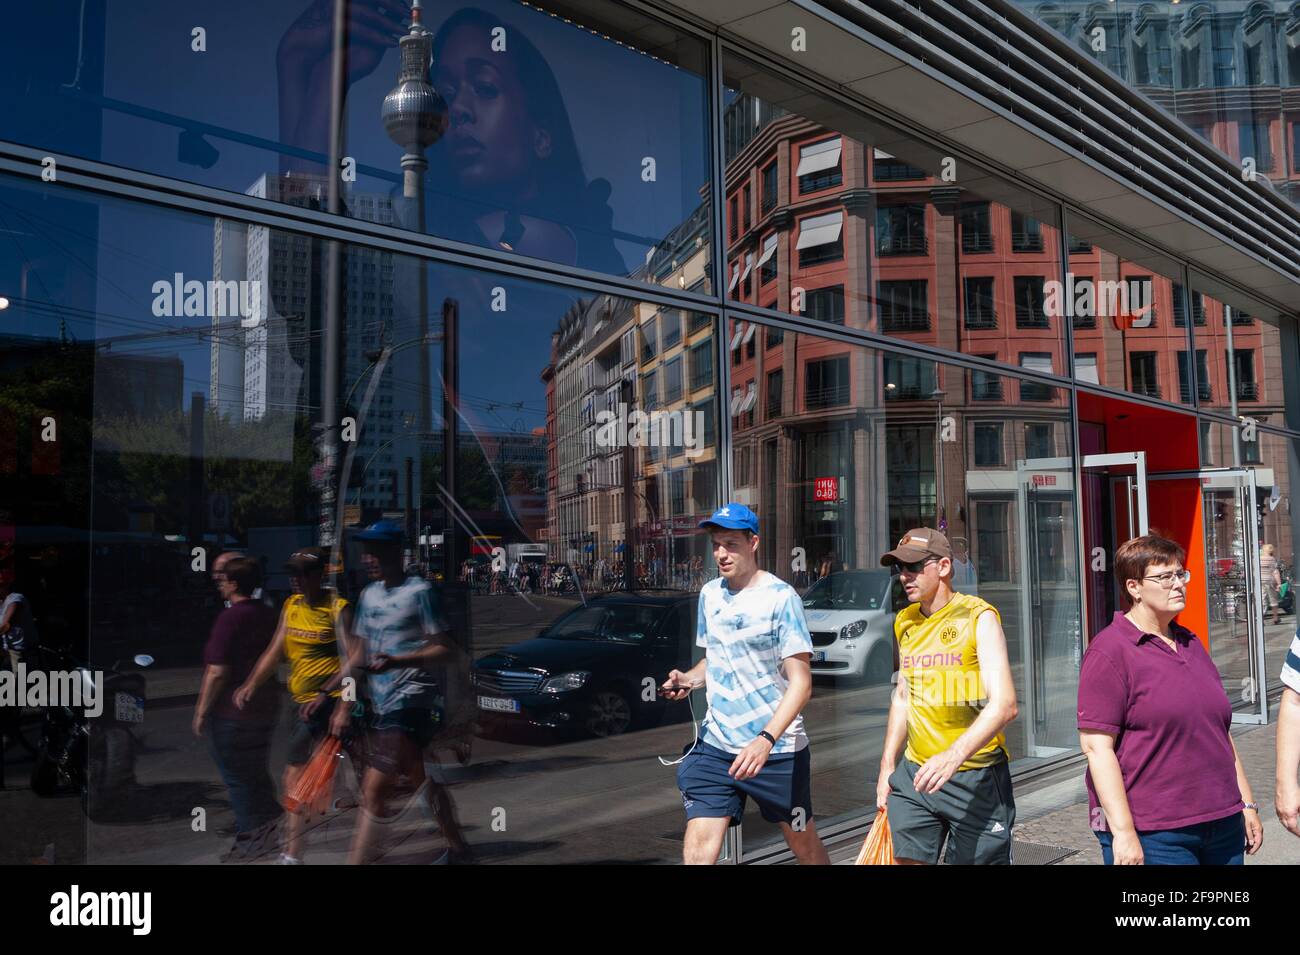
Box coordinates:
[209,175,409,508]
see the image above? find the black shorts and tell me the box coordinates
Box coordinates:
[887,757,1016,864]
[286,696,337,766]
[365,707,438,776]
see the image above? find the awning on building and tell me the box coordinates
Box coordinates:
[796,136,842,177]
[796,210,843,250]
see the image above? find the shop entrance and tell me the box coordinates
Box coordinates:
[1076,393,1268,723]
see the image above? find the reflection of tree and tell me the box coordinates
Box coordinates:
[0,344,94,517]
[421,443,495,513]
[93,412,314,538]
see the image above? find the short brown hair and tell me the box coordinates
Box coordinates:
[1113,534,1185,607]
[223,556,262,597]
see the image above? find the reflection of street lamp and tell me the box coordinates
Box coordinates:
[930,386,946,531]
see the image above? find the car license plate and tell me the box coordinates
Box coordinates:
[115,692,144,723]
[478,695,520,713]
[811,651,826,663]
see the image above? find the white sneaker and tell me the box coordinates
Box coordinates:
[278,853,303,865]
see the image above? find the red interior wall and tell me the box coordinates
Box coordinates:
[1077,392,1209,648]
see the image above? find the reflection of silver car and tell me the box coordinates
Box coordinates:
[800,571,903,683]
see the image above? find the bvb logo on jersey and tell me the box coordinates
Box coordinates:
[939,625,960,646]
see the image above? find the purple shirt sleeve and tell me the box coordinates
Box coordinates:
[1077,648,1126,733]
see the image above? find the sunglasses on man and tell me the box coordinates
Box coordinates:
[889,557,938,575]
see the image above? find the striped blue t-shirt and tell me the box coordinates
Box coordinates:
[1281,629,1300,694]
[696,572,814,755]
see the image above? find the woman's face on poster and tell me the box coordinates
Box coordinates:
[436,23,551,195]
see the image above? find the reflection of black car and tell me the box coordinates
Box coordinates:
[473,593,697,738]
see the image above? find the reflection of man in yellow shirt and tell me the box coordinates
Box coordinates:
[876,528,1019,865]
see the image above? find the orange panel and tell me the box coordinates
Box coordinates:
[1149,477,1209,650]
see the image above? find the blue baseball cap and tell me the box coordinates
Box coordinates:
[355,519,405,543]
[698,502,759,534]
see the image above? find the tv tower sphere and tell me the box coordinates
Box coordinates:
[382,6,447,153]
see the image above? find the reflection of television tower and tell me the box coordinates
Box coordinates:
[382,0,447,436]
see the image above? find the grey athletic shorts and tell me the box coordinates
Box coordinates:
[886,756,1016,864]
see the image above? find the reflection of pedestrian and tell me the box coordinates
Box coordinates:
[195,557,282,861]
[1261,544,1282,625]
[234,548,353,865]
[950,537,978,596]
[1079,535,1261,865]
[0,574,38,673]
[345,522,473,865]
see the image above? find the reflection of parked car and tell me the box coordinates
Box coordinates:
[473,592,697,738]
[801,570,903,683]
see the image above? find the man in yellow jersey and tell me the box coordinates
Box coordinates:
[235,547,353,864]
[876,528,1019,865]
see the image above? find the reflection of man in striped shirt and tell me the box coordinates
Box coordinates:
[1275,632,1300,835]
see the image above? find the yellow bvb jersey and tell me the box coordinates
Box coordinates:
[894,592,1008,770]
[282,592,348,704]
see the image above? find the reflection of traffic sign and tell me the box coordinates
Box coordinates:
[208,493,230,531]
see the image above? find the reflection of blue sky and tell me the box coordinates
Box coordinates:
[3,0,695,416]
[7,0,709,263]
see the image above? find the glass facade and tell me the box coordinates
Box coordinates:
[1,0,1298,866]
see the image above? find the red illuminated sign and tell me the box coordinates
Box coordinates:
[814,477,839,501]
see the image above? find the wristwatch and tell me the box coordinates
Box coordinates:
[757,730,776,746]
[1243,802,1259,811]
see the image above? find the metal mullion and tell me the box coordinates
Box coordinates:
[709,31,733,520]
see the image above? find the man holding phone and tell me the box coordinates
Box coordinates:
[662,503,829,865]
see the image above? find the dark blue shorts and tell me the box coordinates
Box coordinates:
[676,739,813,827]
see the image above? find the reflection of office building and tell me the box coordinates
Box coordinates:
[212,176,406,509]
[1012,1,1300,205]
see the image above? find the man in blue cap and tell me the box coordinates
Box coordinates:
[340,521,473,864]
[661,503,829,864]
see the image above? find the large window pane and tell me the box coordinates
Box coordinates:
[1066,215,1190,404]
[0,170,725,863]
[720,51,1066,376]
[729,323,1080,857]
[3,2,713,287]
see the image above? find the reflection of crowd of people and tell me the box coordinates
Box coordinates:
[195,522,474,865]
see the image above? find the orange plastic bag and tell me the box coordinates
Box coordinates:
[855,808,895,865]
[284,735,342,815]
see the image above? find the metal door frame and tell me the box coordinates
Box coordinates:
[1150,468,1268,724]
[1016,456,1075,758]
[1082,452,1150,537]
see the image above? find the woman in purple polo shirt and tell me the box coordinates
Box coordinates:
[1078,534,1263,865]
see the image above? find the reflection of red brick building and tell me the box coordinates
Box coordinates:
[720,104,1071,573]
